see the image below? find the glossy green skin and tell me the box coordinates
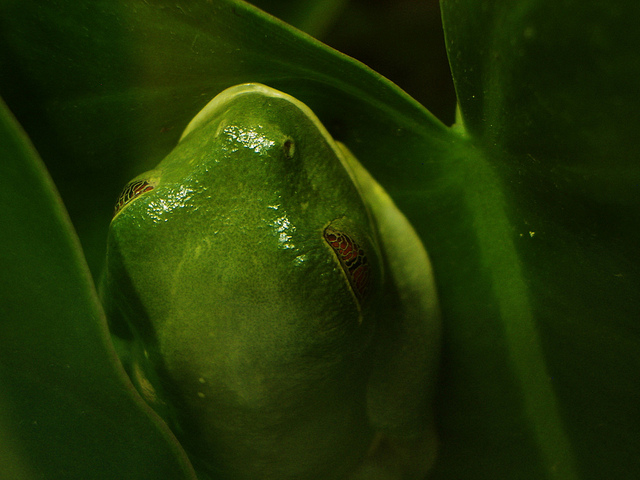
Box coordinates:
[102,84,440,480]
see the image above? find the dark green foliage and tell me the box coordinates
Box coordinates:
[0,0,638,478]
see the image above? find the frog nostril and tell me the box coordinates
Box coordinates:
[283,138,295,159]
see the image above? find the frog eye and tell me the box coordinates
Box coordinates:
[323,227,371,302]
[114,179,156,217]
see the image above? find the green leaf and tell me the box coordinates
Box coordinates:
[438,0,640,478]
[0,98,197,479]
[249,0,348,38]
[1,0,638,478]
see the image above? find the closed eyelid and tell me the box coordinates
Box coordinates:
[323,227,371,304]
[114,179,156,217]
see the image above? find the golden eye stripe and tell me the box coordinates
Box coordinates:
[323,227,370,302]
[114,179,155,217]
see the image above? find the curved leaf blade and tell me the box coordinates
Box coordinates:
[441,0,640,478]
[0,98,197,480]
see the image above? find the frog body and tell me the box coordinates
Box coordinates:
[102,84,440,480]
